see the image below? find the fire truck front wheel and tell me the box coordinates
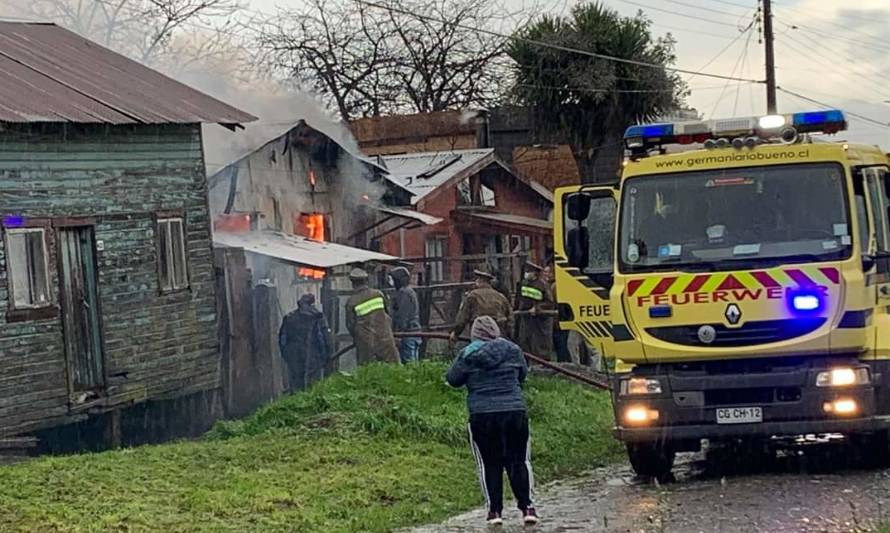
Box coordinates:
[626,442,675,481]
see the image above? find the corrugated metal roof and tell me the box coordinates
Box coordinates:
[381,149,497,205]
[213,231,396,268]
[381,148,553,206]
[371,205,443,226]
[0,22,256,125]
[465,212,552,231]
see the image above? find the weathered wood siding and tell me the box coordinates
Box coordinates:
[0,124,219,436]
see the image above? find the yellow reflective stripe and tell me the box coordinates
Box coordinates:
[521,286,544,300]
[354,297,385,316]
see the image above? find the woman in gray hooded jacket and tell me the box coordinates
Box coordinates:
[446,315,539,526]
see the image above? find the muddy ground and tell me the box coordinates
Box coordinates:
[409,443,890,532]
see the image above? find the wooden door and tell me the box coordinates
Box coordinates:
[58,226,105,393]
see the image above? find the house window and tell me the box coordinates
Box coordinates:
[157,217,189,292]
[425,236,447,282]
[5,228,51,308]
[457,178,496,207]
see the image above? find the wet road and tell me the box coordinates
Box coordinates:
[409,446,890,532]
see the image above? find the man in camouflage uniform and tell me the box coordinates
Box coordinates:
[345,268,400,365]
[450,268,513,342]
[515,262,555,358]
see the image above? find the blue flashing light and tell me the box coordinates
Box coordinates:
[649,305,673,318]
[792,109,845,127]
[624,123,674,139]
[792,294,821,312]
[2,215,24,228]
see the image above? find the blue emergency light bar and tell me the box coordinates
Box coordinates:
[624,109,847,154]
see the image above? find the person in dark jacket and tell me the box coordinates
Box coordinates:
[389,266,422,363]
[278,293,333,392]
[446,316,539,526]
[345,268,400,365]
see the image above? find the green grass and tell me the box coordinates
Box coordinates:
[0,362,621,532]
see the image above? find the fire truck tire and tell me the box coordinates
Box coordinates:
[626,442,675,480]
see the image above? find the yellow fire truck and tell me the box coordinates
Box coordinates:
[553,110,890,478]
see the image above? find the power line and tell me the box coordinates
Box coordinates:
[652,0,753,19]
[778,31,890,99]
[777,87,890,130]
[733,27,753,116]
[710,28,750,118]
[779,20,890,55]
[353,0,765,83]
[774,4,890,28]
[651,21,746,40]
[685,21,753,84]
[614,0,745,28]
[710,0,757,10]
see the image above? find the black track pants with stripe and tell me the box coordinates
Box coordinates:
[467,410,534,514]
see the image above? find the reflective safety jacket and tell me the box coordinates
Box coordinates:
[345,286,399,365]
[515,278,554,357]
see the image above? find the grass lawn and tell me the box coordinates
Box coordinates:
[0,362,621,532]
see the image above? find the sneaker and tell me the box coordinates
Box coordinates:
[522,507,540,525]
[486,512,503,526]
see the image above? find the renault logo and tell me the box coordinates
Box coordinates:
[725,303,742,325]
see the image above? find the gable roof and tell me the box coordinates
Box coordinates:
[381,148,552,206]
[0,22,255,126]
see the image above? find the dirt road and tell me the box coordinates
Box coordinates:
[410,446,890,532]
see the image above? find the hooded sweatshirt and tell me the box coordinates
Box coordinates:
[446,337,528,415]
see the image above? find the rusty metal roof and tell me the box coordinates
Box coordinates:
[0,22,256,126]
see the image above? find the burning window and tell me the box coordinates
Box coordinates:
[296,213,326,242]
[295,213,327,279]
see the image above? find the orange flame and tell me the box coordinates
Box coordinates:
[300,213,325,242]
[298,267,326,279]
[308,168,317,188]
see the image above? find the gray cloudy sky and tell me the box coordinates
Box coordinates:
[251,0,890,146]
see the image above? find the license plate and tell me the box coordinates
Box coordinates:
[716,407,762,424]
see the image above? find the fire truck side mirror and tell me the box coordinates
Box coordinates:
[567,226,590,269]
[566,194,592,221]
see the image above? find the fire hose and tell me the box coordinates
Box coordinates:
[329,330,610,391]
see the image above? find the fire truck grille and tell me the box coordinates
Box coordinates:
[646,318,826,347]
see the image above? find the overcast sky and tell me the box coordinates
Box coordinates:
[248,0,889,147]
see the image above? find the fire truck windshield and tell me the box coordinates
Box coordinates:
[618,163,851,273]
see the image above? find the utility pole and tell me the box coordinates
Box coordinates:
[762,0,777,113]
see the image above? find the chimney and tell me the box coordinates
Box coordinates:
[474,109,491,149]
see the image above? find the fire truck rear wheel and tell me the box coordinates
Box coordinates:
[626,442,675,481]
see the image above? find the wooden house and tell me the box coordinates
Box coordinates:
[0,22,255,448]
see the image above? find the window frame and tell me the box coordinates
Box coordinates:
[3,218,57,322]
[155,213,190,294]
[425,235,448,282]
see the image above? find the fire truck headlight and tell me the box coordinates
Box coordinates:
[620,378,663,396]
[816,367,869,387]
[624,405,660,425]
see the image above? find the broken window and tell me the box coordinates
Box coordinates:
[157,217,189,292]
[5,228,51,308]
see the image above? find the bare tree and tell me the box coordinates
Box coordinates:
[254,0,396,120]
[0,0,242,70]
[253,0,514,120]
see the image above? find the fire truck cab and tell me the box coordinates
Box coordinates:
[553,110,890,478]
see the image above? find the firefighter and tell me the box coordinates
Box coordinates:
[450,268,513,343]
[515,262,554,359]
[389,266,422,363]
[278,293,333,392]
[345,268,400,365]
